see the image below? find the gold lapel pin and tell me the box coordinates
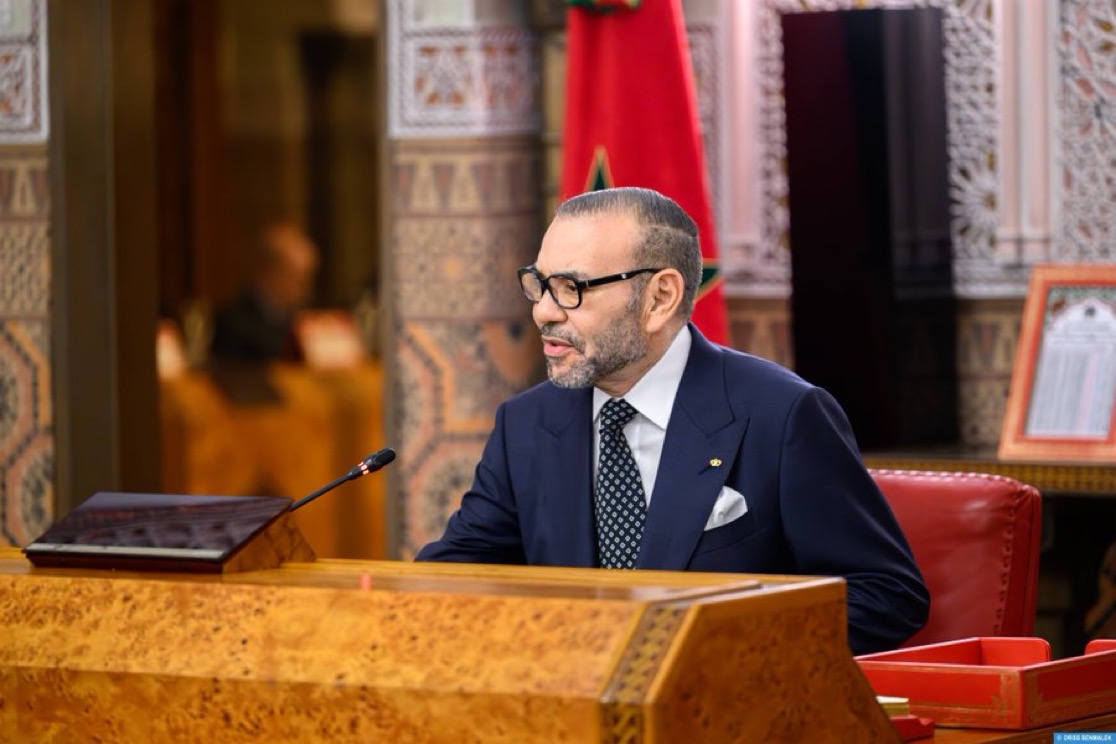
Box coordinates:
[709,458,723,467]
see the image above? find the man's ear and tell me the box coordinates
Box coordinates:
[644,269,684,333]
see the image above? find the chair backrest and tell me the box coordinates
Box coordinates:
[870,469,1043,648]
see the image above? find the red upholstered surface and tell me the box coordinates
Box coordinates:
[870,470,1043,648]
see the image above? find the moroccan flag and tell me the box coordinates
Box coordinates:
[561,0,730,346]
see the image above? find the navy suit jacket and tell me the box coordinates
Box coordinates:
[417,325,929,654]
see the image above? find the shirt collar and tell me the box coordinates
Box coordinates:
[593,325,692,428]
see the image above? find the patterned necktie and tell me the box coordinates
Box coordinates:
[595,398,646,569]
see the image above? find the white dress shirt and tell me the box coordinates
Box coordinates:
[592,325,692,505]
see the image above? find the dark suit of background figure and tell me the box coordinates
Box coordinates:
[416,186,929,656]
[210,289,303,364]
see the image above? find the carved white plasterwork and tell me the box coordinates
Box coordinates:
[742,0,1004,298]
[942,0,1018,297]
[387,0,540,139]
[1057,0,1116,266]
[0,0,47,144]
[686,21,726,239]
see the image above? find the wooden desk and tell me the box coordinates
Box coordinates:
[0,548,899,742]
[5,547,1115,741]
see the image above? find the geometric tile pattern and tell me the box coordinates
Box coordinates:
[1058,0,1116,265]
[395,318,543,557]
[0,0,48,144]
[0,221,49,315]
[600,604,687,741]
[0,317,52,545]
[386,0,541,138]
[955,299,1023,448]
[394,214,541,318]
[685,21,724,236]
[0,147,51,547]
[388,137,544,557]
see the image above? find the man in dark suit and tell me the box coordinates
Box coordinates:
[417,187,929,654]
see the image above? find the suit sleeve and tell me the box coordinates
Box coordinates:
[414,403,527,565]
[778,387,930,654]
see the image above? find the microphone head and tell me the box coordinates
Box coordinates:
[295,446,397,511]
[346,447,398,480]
[368,447,396,469]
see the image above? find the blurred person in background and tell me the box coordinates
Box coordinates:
[210,221,320,364]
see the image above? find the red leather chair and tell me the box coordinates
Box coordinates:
[870,469,1043,648]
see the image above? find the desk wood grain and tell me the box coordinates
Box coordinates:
[929,711,1116,742]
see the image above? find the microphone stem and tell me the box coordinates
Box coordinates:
[288,473,351,512]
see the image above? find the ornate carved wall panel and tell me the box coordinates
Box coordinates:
[0,1,50,545]
[682,6,726,238]
[0,149,51,546]
[0,0,48,145]
[386,4,545,557]
[955,299,1021,447]
[388,139,543,557]
[1058,0,1116,265]
[387,0,540,139]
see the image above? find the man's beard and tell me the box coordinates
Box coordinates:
[541,313,648,389]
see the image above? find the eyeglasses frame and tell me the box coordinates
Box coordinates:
[517,266,663,310]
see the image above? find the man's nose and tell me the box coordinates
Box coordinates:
[532,289,567,325]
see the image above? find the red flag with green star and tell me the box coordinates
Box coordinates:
[561,0,730,345]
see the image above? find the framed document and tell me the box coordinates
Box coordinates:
[999,264,1116,463]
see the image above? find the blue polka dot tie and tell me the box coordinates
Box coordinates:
[595,398,646,569]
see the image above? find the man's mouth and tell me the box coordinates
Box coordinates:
[540,325,581,358]
[542,337,574,357]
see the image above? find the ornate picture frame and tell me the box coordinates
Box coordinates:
[999,265,1116,463]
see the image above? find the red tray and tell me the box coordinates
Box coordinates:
[856,637,1116,729]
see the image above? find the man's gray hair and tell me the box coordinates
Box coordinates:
[554,187,702,319]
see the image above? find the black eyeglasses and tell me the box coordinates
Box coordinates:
[517,266,662,310]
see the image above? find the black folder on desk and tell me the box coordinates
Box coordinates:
[23,491,291,572]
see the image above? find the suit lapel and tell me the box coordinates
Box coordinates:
[538,389,598,567]
[637,328,749,570]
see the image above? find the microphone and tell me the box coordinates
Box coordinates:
[288,447,396,512]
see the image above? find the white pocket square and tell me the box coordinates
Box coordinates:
[704,486,748,531]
